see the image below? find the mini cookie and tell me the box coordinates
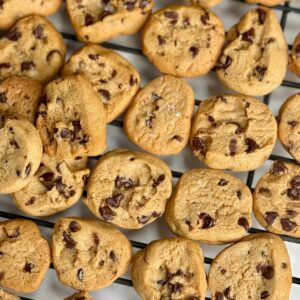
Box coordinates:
[245,0,286,6]
[66,0,154,43]
[12,154,90,216]
[190,95,277,171]
[190,0,222,8]
[254,160,300,237]
[0,76,43,123]
[0,219,51,293]
[0,289,20,300]
[85,149,172,229]
[36,75,106,159]
[142,5,225,77]
[208,233,292,300]
[62,44,140,123]
[289,33,300,77]
[165,169,252,244]
[0,15,66,83]
[278,93,300,162]
[52,217,132,291]
[132,237,207,300]
[124,75,194,155]
[64,292,92,300]
[216,7,288,96]
[0,116,43,194]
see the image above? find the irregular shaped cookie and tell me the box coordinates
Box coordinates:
[52,217,132,291]
[0,219,51,293]
[165,169,252,244]
[12,154,89,216]
[278,93,300,162]
[208,233,292,300]
[190,0,222,8]
[245,0,286,6]
[85,149,172,229]
[216,7,288,96]
[0,15,66,83]
[124,76,194,155]
[132,237,207,300]
[64,291,92,300]
[142,5,224,77]
[190,95,277,171]
[0,116,43,194]
[36,75,106,159]
[289,33,300,77]
[66,0,154,43]
[62,44,140,123]
[0,76,43,123]
[0,289,20,300]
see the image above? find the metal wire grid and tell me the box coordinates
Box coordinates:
[0,0,299,299]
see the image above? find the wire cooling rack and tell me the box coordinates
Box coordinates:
[0,0,300,299]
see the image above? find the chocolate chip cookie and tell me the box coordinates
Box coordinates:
[289,33,300,77]
[142,5,225,77]
[124,75,194,155]
[0,116,43,194]
[278,93,300,162]
[208,233,292,300]
[0,15,66,83]
[165,168,252,244]
[62,44,140,123]
[51,217,132,291]
[64,292,92,300]
[66,0,154,43]
[36,75,107,159]
[190,95,277,171]
[0,289,20,300]
[245,0,286,5]
[216,7,288,96]
[85,149,172,229]
[0,219,51,293]
[0,76,43,123]
[132,237,207,300]
[190,0,222,8]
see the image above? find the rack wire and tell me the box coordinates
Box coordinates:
[0,0,300,299]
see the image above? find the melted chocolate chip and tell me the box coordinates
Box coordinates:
[152,92,161,101]
[55,177,67,195]
[109,250,117,262]
[93,233,100,245]
[5,227,20,238]
[288,120,297,127]
[265,212,279,225]
[158,35,166,46]
[164,11,178,19]
[189,46,199,58]
[124,1,135,11]
[287,188,300,200]
[229,138,237,156]
[237,190,242,199]
[5,28,21,41]
[25,197,36,206]
[145,115,154,128]
[46,50,61,61]
[115,175,133,189]
[33,25,44,39]
[0,92,7,103]
[238,217,249,231]
[100,10,113,20]
[60,128,70,138]
[255,65,267,81]
[262,265,274,279]
[105,193,124,208]
[270,161,287,175]
[200,11,210,25]
[260,291,270,299]
[192,136,207,155]
[281,218,297,231]
[281,262,287,269]
[241,27,255,43]
[63,231,77,249]
[215,292,224,300]
[98,89,111,101]
[245,138,259,153]
[257,9,266,25]
[173,135,183,142]
[39,172,54,183]
[10,139,20,149]
[258,187,271,196]
[85,14,94,26]
[290,176,300,188]
[185,220,193,231]
[287,210,297,217]
[69,221,81,232]
[82,174,89,185]
[216,56,232,70]
[218,179,228,186]
[21,61,35,72]
[77,268,84,281]
[137,215,150,224]
[25,163,31,177]
[0,272,4,280]
[152,174,165,188]
[199,213,215,229]
[168,282,183,294]
[99,205,114,221]
[157,279,166,285]
[24,262,34,273]
[129,75,138,86]
[0,63,10,69]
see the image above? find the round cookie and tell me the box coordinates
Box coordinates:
[254,160,300,237]
[216,7,288,96]
[190,0,222,8]
[51,217,132,291]
[132,237,207,300]
[85,149,172,229]
[289,33,300,77]
[64,292,92,300]
[12,154,90,216]
[66,0,154,43]
[208,233,292,300]
[142,5,225,77]
[36,75,107,159]
[0,116,43,194]
[164,168,252,244]
[190,94,277,171]
[62,44,140,123]
[0,76,43,123]
[245,0,286,6]
[124,75,194,155]
[0,219,51,293]
[0,289,20,300]
[278,93,300,162]
[0,15,66,83]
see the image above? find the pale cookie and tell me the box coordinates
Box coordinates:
[216,7,288,96]
[62,44,140,123]
[66,0,154,43]
[0,219,51,293]
[85,149,172,229]
[165,168,252,244]
[12,154,90,216]
[142,5,225,77]
[0,116,42,194]
[208,233,292,300]
[0,15,66,83]
[254,160,300,237]
[278,93,300,162]
[124,75,194,155]
[289,33,300,77]
[0,289,20,300]
[0,0,62,30]
[132,237,207,300]
[190,0,222,8]
[190,95,277,171]
[64,291,92,300]
[0,76,43,123]
[52,217,132,291]
[246,0,286,6]
[36,75,106,159]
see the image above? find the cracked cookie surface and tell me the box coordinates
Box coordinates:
[190,94,277,171]
[190,0,222,8]
[51,217,132,291]
[165,168,252,244]
[142,5,225,77]
[64,291,93,300]
[289,33,300,77]
[0,289,20,300]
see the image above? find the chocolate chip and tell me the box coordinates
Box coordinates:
[229,138,237,156]
[152,92,161,101]
[255,65,267,81]
[241,27,255,43]
[224,287,232,299]
[5,28,21,41]
[129,75,138,86]
[192,136,207,155]
[137,215,150,224]
[10,139,20,149]
[281,218,297,231]
[265,212,278,225]
[257,9,266,25]
[281,262,287,269]
[25,197,35,206]
[216,56,232,70]
[105,193,124,208]
[185,220,193,231]
[152,174,165,188]
[200,11,210,25]
[79,134,89,144]
[77,268,84,281]
[245,138,259,153]
[39,172,54,183]
[88,53,99,60]
[157,35,166,45]
[46,50,61,61]
[24,262,34,273]
[85,14,94,26]
[189,46,199,58]
[258,187,271,197]
[0,63,10,69]
[157,279,166,285]
[33,25,44,39]
[0,92,7,103]
[21,61,35,72]
[109,250,117,262]
[168,282,183,294]
[145,115,154,128]
[25,163,31,177]
[262,265,274,279]
[63,231,77,249]
[270,161,287,176]
[60,128,70,138]
[290,176,300,188]
[82,174,89,185]
[100,10,113,20]
[237,190,242,199]
[215,292,224,300]
[173,135,183,142]
[287,210,297,217]
[124,1,135,11]
[199,213,215,229]
[69,221,81,232]
[93,233,100,245]
[287,188,300,200]
[238,217,249,231]
[115,175,133,189]
[55,177,66,195]
[218,179,228,186]
[187,297,199,300]
[221,269,226,275]
[98,89,111,101]
[164,11,178,19]
[260,291,270,299]
[72,120,81,138]
[99,205,114,221]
